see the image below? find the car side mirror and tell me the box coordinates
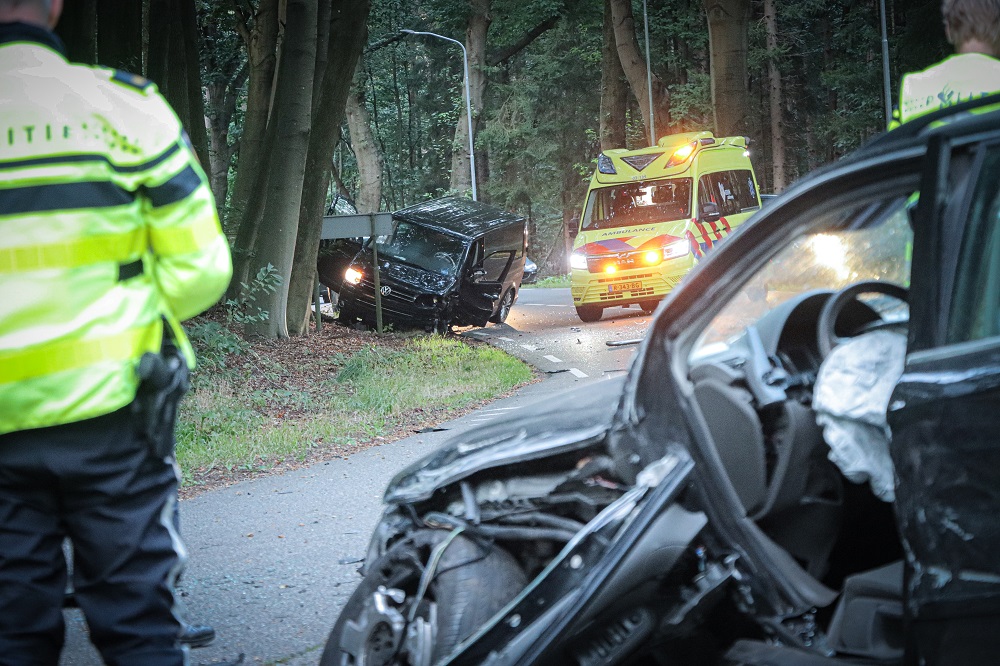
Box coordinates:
[700,201,721,223]
[469,268,487,282]
[568,225,579,239]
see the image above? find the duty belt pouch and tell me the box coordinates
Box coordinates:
[133,338,190,459]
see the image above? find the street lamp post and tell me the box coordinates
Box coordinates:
[401,29,478,201]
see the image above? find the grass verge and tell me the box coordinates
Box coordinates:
[176,324,533,492]
[525,274,570,288]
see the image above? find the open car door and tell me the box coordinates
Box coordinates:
[888,110,1000,663]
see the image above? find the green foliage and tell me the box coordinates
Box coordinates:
[526,273,571,288]
[174,335,533,483]
[224,263,282,324]
[186,320,249,370]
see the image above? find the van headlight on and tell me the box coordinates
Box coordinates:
[344,267,364,285]
[662,239,690,260]
[641,250,662,266]
[570,251,588,270]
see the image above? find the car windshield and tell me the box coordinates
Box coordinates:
[581,179,692,231]
[691,199,913,360]
[371,220,467,276]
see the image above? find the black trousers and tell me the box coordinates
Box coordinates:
[0,406,187,665]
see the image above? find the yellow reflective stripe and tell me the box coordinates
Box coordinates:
[150,216,221,255]
[0,228,146,274]
[0,322,160,384]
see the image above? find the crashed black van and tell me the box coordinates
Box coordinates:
[336,197,527,332]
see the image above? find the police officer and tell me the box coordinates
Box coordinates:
[895,0,1000,124]
[0,0,232,663]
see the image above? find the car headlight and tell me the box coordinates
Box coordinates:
[344,267,363,285]
[662,239,690,260]
[570,251,588,270]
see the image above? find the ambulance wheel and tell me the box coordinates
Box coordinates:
[639,300,659,314]
[575,305,603,323]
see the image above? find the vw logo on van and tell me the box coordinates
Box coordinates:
[380,286,392,296]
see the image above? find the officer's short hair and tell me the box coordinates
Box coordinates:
[942,0,1000,52]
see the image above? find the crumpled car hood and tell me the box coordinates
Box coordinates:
[385,376,626,503]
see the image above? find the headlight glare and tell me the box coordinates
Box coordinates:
[570,252,588,270]
[344,267,363,285]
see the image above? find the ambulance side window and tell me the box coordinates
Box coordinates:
[698,170,758,217]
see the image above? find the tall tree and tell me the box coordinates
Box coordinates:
[450,0,491,195]
[178,0,211,170]
[227,0,280,296]
[96,0,142,72]
[609,0,670,145]
[764,0,786,191]
[703,0,750,136]
[286,0,371,336]
[201,3,249,210]
[245,0,318,339]
[346,82,384,213]
[600,0,628,150]
[55,0,97,65]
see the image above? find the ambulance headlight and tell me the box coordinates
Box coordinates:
[570,251,588,270]
[662,239,690,260]
[641,250,662,266]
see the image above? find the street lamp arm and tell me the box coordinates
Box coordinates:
[401,29,478,201]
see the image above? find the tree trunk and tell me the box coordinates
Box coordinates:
[56,0,97,65]
[764,0,785,192]
[165,0,190,135]
[147,0,171,94]
[245,0,318,339]
[600,0,628,150]
[205,63,247,212]
[96,0,142,72]
[286,0,370,336]
[609,0,670,146]
[178,0,211,170]
[227,0,280,298]
[450,0,491,196]
[346,84,383,214]
[703,0,750,137]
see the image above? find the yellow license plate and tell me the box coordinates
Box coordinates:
[608,281,642,294]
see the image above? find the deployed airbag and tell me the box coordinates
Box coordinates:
[812,331,906,501]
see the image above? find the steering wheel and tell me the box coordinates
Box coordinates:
[817,281,909,357]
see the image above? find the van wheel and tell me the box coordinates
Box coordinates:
[575,305,603,322]
[490,289,515,324]
[639,299,659,314]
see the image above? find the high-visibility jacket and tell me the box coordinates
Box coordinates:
[897,53,1000,124]
[0,23,232,435]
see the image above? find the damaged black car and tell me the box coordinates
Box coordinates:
[335,197,527,332]
[320,97,1000,666]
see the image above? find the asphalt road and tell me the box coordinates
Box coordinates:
[59,287,652,665]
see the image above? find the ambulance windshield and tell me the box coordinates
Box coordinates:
[581,179,692,232]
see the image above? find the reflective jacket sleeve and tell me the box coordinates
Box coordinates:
[124,117,231,324]
[139,132,233,321]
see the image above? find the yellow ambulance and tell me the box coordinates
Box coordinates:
[570,131,761,322]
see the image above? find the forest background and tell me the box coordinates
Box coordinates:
[54,0,949,340]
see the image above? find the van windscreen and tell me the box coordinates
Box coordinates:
[582,179,692,231]
[372,220,466,276]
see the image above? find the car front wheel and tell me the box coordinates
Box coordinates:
[320,531,526,666]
